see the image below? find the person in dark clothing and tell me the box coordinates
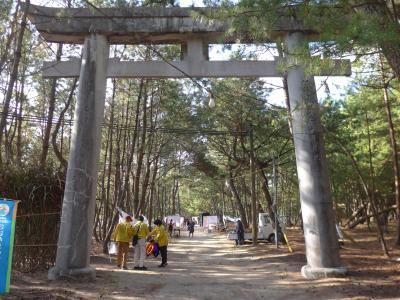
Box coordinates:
[188,221,195,237]
[168,219,174,238]
[235,219,245,245]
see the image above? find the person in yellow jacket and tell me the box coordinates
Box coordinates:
[112,215,135,269]
[133,215,150,270]
[149,219,169,267]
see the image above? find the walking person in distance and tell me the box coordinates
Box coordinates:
[188,220,195,238]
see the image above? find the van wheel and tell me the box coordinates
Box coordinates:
[268,234,275,243]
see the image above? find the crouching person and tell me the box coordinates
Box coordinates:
[149,219,169,267]
[113,215,134,269]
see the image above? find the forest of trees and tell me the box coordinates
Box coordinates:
[1,0,399,269]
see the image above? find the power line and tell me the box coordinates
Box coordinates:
[7,1,294,139]
[0,110,248,136]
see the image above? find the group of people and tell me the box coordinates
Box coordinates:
[166,218,196,238]
[113,215,168,270]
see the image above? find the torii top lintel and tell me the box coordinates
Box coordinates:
[24,3,317,45]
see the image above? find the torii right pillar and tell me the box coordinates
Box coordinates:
[285,32,347,279]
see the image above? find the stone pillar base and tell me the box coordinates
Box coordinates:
[301,265,347,279]
[48,266,96,281]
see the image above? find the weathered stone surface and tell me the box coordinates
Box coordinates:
[284,32,346,279]
[43,59,282,78]
[43,58,351,78]
[23,3,314,44]
[48,34,109,280]
[41,37,350,79]
[301,265,347,279]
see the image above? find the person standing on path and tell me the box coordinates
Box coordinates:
[112,215,135,269]
[168,219,174,238]
[235,219,245,245]
[188,220,195,238]
[133,215,150,270]
[149,219,169,267]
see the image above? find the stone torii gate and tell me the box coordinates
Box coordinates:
[25,3,350,280]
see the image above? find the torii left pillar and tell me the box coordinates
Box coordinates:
[48,34,109,280]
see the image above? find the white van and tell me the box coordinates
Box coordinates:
[227,213,278,242]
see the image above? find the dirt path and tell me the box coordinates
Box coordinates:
[104,230,316,300]
[6,228,400,300]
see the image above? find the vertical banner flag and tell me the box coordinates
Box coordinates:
[0,199,19,294]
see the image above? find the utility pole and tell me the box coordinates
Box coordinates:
[222,182,225,224]
[273,156,278,248]
[250,125,258,245]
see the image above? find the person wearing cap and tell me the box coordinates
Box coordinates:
[149,219,169,267]
[112,215,134,269]
[133,215,150,270]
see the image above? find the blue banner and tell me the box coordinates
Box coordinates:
[0,199,18,294]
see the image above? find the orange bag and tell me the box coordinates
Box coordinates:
[146,242,154,256]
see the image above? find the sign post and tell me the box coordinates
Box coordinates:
[0,199,19,294]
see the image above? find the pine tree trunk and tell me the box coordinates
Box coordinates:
[127,80,144,215]
[40,43,63,168]
[138,158,152,215]
[51,78,77,170]
[15,71,25,166]
[227,170,248,228]
[379,55,400,246]
[249,125,258,244]
[148,159,159,224]
[258,167,284,241]
[133,82,148,216]
[0,2,18,73]
[277,42,293,135]
[366,112,389,256]
[172,178,178,214]
[0,0,29,161]
[102,80,117,239]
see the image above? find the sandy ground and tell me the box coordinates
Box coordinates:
[4,226,400,300]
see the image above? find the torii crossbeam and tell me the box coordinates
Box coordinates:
[24,3,348,281]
